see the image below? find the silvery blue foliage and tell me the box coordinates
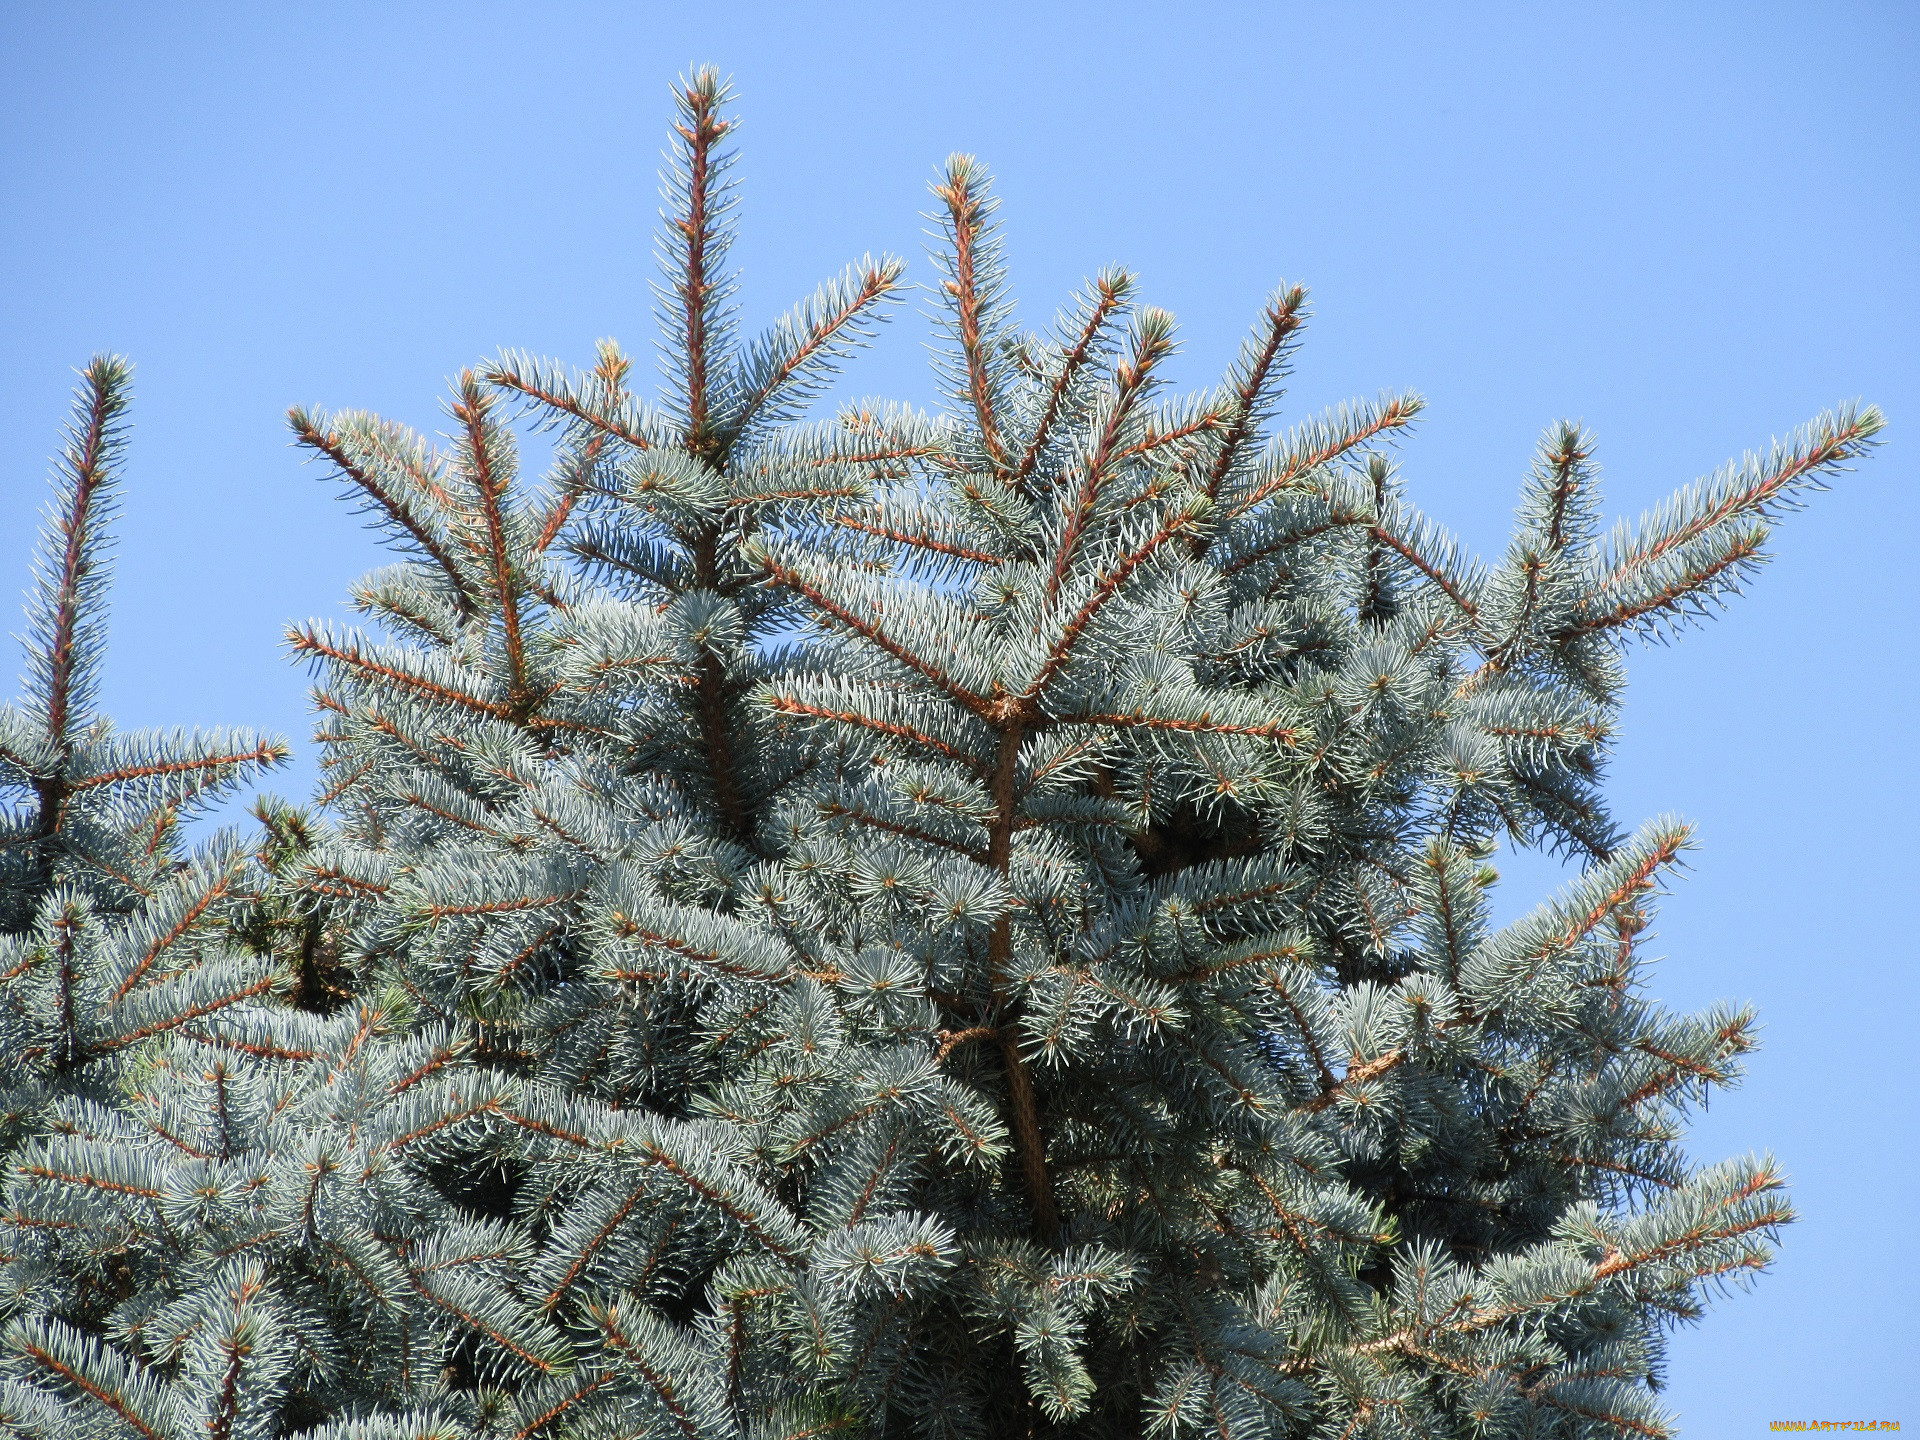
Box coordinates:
[0,73,1882,1440]
[0,366,549,1438]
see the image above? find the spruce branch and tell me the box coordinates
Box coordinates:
[1220,391,1425,524]
[29,356,132,754]
[662,66,739,454]
[828,515,1003,567]
[727,255,909,438]
[1027,498,1210,696]
[451,372,532,707]
[1199,284,1309,510]
[289,406,478,617]
[1595,403,1883,601]
[1012,268,1136,491]
[752,550,994,719]
[931,154,1015,475]
[1042,308,1178,607]
[484,348,663,452]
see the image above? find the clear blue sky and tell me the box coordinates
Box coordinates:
[3,3,1914,1427]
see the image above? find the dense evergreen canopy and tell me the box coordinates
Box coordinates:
[0,72,1881,1440]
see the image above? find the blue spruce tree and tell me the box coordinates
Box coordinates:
[3,74,1883,1440]
[275,74,1882,1439]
